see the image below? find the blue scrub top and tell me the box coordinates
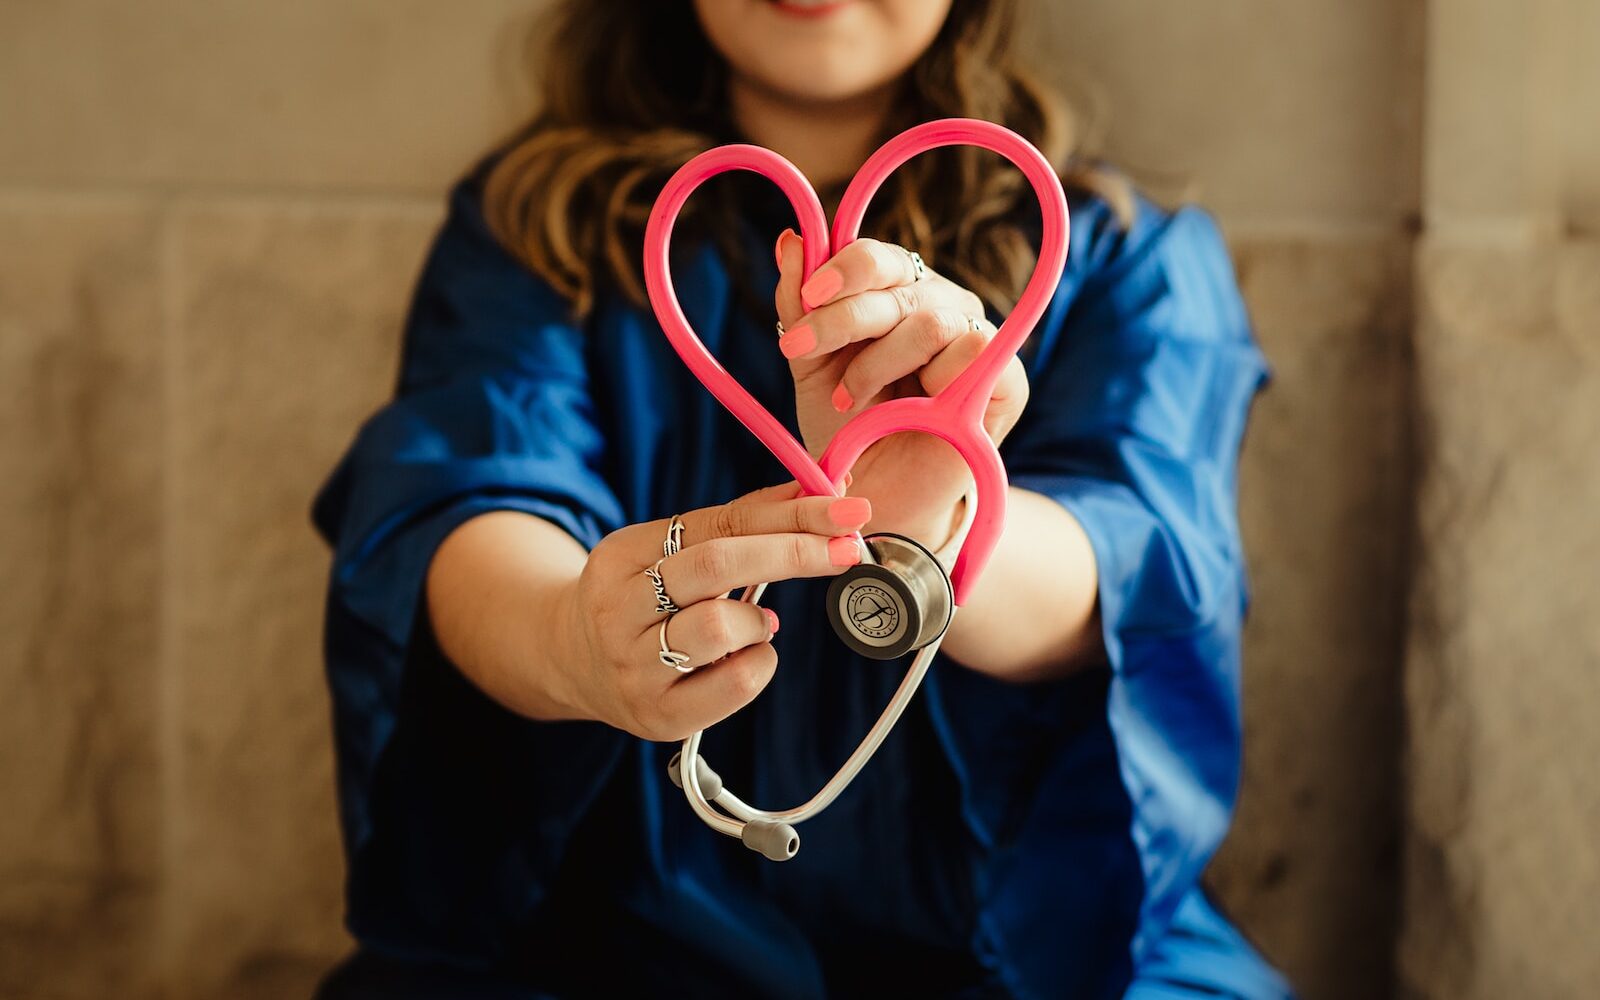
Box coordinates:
[311,164,1293,1000]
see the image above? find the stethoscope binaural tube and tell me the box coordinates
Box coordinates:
[666,489,977,860]
[642,118,1071,860]
[668,490,978,860]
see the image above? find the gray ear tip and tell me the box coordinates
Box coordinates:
[741,820,800,862]
[665,752,722,800]
[695,761,724,800]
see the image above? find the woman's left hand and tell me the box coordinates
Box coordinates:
[773,229,1030,548]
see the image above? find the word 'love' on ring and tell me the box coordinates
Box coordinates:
[646,559,679,615]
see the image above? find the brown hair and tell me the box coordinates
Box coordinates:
[483,0,1132,319]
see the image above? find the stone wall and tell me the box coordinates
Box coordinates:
[1400,2,1600,998]
[0,3,1593,999]
[1027,5,1425,996]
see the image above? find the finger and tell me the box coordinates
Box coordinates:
[651,598,779,669]
[915,326,988,399]
[799,238,918,310]
[917,331,1031,441]
[659,531,862,607]
[982,355,1032,440]
[732,474,857,512]
[779,276,981,361]
[618,484,865,582]
[616,481,799,565]
[730,479,803,505]
[675,494,872,550]
[832,308,972,413]
[774,229,806,329]
[655,641,780,737]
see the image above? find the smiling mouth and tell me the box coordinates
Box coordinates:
[767,0,856,18]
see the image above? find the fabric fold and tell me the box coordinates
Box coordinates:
[921,201,1275,995]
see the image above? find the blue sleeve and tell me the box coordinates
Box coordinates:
[311,178,631,949]
[922,195,1268,989]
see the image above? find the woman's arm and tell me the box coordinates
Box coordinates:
[424,485,874,741]
[427,510,591,722]
[936,486,1103,681]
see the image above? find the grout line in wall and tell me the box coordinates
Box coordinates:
[1421,215,1576,247]
[155,191,188,998]
[0,180,447,215]
[1218,216,1418,243]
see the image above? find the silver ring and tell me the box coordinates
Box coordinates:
[645,558,679,615]
[775,319,786,337]
[900,246,927,282]
[663,514,685,558]
[966,314,982,333]
[659,615,693,672]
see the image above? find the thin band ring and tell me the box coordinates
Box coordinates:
[775,319,786,337]
[645,558,679,615]
[900,246,927,282]
[659,615,693,673]
[664,514,685,558]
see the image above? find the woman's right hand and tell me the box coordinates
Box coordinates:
[554,481,871,742]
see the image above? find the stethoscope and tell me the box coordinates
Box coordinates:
[642,118,1070,860]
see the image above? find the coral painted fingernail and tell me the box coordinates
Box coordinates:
[774,228,796,268]
[828,536,862,566]
[830,382,853,413]
[829,496,871,526]
[779,324,815,359]
[764,608,780,634]
[801,268,843,309]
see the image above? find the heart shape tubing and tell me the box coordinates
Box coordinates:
[643,118,1070,604]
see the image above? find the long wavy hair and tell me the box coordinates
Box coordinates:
[483,0,1132,319]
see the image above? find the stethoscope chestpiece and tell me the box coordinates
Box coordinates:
[825,533,954,660]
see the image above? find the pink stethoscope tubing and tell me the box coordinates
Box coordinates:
[643,118,1070,605]
[642,118,1070,848]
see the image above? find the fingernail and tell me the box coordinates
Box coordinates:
[778,324,815,359]
[773,228,796,268]
[830,382,853,413]
[828,536,862,567]
[829,496,871,527]
[801,268,843,310]
[844,472,853,488]
[764,608,780,634]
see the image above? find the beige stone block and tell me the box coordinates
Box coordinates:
[1564,1,1600,232]
[1026,0,1423,227]
[1401,238,1600,1000]
[1205,235,1414,999]
[1423,0,1568,228]
[0,197,164,997]
[167,199,440,996]
[0,0,541,193]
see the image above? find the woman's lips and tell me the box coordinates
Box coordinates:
[767,0,856,19]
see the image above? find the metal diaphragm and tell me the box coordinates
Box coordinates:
[825,533,953,660]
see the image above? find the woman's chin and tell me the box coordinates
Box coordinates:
[733,52,904,108]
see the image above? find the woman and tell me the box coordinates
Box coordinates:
[312,1,1290,997]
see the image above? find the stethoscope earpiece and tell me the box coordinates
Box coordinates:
[666,751,800,861]
[666,750,722,799]
[740,820,801,862]
[826,533,953,660]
